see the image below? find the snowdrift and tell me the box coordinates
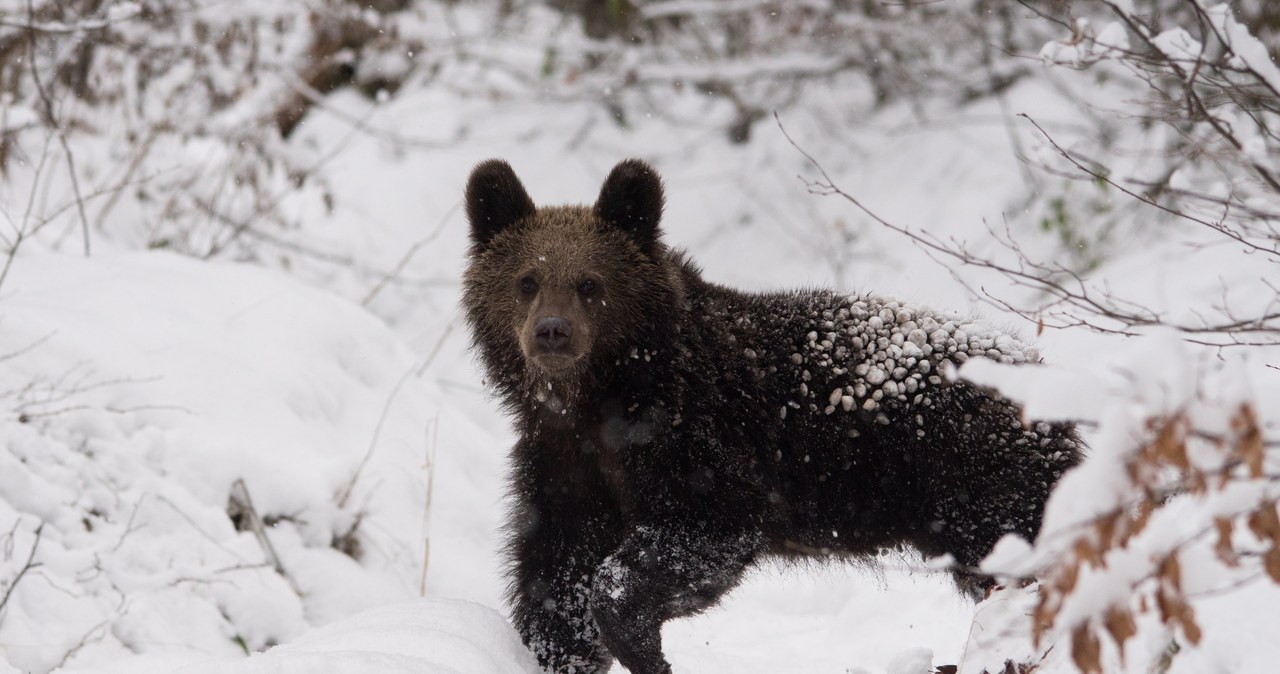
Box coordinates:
[0,252,441,671]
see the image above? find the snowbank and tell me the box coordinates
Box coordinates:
[56,599,537,674]
[0,252,444,671]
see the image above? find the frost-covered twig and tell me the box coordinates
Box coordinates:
[0,331,55,366]
[10,368,163,422]
[155,494,245,564]
[52,618,110,669]
[419,414,439,597]
[336,363,419,510]
[25,0,91,257]
[336,318,451,509]
[362,205,459,307]
[1021,115,1280,259]
[0,3,139,34]
[228,479,297,593]
[0,522,44,618]
[0,130,55,291]
[777,111,1280,348]
[415,321,456,378]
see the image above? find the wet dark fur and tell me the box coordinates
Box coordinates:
[461,159,1082,674]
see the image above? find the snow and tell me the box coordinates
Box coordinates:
[1208,3,1280,96]
[1039,18,1132,66]
[183,599,537,674]
[785,295,1033,416]
[886,647,933,674]
[1152,28,1203,65]
[3,2,1279,673]
[0,252,437,671]
[56,599,537,674]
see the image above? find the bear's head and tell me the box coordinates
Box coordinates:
[462,159,675,387]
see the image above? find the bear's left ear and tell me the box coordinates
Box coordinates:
[594,159,665,255]
[466,159,536,248]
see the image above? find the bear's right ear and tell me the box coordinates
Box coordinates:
[466,159,536,248]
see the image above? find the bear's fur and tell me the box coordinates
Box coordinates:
[461,159,1082,674]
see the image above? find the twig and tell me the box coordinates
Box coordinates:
[774,112,1280,346]
[336,362,420,509]
[416,321,456,378]
[338,322,454,510]
[362,204,458,307]
[228,479,298,594]
[1021,114,1280,259]
[108,496,148,554]
[53,618,110,669]
[419,414,439,597]
[0,523,44,617]
[0,7,140,34]
[154,494,245,563]
[0,132,55,292]
[0,331,56,365]
[26,0,91,257]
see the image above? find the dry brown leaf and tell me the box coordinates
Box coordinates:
[1155,586,1174,623]
[1055,558,1081,595]
[1071,622,1102,674]
[1160,554,1183,593]
[1124,462,1141,485]
[1187,469,1207,496]
[1233,404,1264,479]
[1248,504,1280,547]
[1125,499,1155,544]
[1104,605,1137,664]
[1213,516,1239,567]
[1095,512,1119,548]
[1265,547,1280,584]
[1075,539,1102,568]
[1174,598,1202,645]
[1032,595,1058,648]
[1157,587,1202,646]
[1152,417,1189,470]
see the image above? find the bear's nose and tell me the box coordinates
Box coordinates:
[534,316,573,351]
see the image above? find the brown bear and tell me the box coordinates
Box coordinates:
[461,158,1081,674]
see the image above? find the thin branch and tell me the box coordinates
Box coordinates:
[0,331,55,365]
[338,321,455,510]
[228,479,297,594]
[362,204,458,307]
[336,362,419,509]
[775,112,1280,346]
[0,523,44,618]
[25,0,91,257]
[0,8,139,34]
[1021,114,1280,259]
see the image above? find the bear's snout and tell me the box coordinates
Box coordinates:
[533,316,573,352]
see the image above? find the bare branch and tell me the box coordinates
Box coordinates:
[776,111,1280,347]
[25,0,91,257]
[227,479,297,593]
[0,523,44,619]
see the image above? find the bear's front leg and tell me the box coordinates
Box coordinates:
[588,524,763,674]
[510,500,621,673]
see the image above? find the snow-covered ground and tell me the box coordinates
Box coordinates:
[2,6,1279,674]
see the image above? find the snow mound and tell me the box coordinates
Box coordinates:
[179,599,538,674]
[0,252,439,671]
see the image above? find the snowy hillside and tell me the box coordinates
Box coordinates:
[2,1,1279,673]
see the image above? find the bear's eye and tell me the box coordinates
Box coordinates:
[579,279,598,296]
[519,277,538,294]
